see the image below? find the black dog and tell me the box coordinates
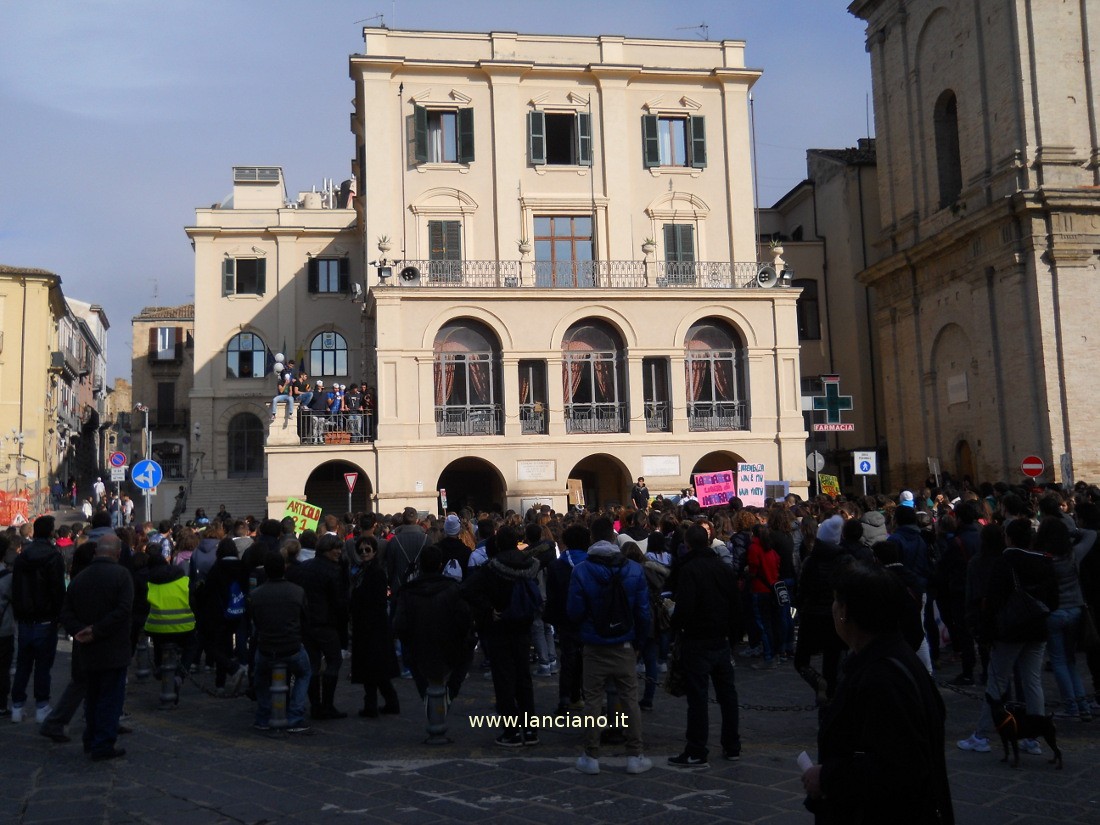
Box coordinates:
[986,693,1063,769]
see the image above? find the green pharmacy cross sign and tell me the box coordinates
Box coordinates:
[812,375,854,432]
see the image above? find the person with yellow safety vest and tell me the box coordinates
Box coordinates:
[144,553,197,704]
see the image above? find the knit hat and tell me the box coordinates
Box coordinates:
[816,514,844,545]
[899,490,915,508]
[444,514,461,536]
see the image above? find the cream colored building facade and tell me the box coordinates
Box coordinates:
[258,28,808,516]
[849,0,1100,486]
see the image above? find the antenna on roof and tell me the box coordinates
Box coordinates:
[676,23,710,41]
[356,12,386,28]
[152,279,159,305]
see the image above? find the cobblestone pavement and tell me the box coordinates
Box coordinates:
[2,638,1098,824]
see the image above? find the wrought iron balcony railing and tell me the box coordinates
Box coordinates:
[644,401,670,433]
[520,403,548,435]
[565,403,627,434]
[687,400,749,432]
[435,405,503,437]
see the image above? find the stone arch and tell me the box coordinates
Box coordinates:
[435,457,507,514]
[409,186,479,216]
[304,459,373,517]
[644,191,711,220]
[421,305,514,351]
[549,306,638,350]
[673,304,759,349]
[566,453,632,511]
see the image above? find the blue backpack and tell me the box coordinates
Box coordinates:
[224,579,246,619]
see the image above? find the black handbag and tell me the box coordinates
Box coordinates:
[995,568,1050,642]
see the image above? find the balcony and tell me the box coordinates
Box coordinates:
[151,408,189,429]
[148,346,184,367]
[435,405,502,437]
[644,401,671,433]
[520,403,548,435]
[375,259,765,289]
[49,350,81,381]
[565,403,627,434]
[296,410,374,445]
[688,401,748,432]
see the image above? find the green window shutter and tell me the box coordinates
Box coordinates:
[222,258,235,295]
[576,111,592,166]
[457,108,475,163]
[429,221,444,260]
[677,225,695,261]
[256,258,266,294]
[444,221,462,261]
[338,257,350,292]
[307,258,319,293]
[642,115,660,168]
[528,111,546,165]
[689,115,707,168]
[662,224,678,261]
[414,104,428,164]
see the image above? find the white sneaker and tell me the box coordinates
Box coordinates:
[1022,739,1042,756]
[626,755,654,775]
[575,754,600,775]
[226,666,247,697]
[956,733,990,753]
[35,705,51,724]
[10,705,23,724]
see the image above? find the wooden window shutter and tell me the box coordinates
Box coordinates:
[148,327,158,355]
[413,104,428,163]
[174,327,183,359]
[307,258,319,293]
[222,258,235,295]
[528,111,546,165]
[256,258,266,294]
[689,115,707,168]
[662,224,678,261]
[444,221,462,261]
[338,257,350,292]
[576,112,592,166]
[678,225,695,261]
[429,221,445,260]
[642,115,660,168]
[457,108,475,163]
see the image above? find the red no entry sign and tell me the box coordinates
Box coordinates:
[1020,455,1045,478]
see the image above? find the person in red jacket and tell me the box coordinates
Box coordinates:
[745,524,781,669]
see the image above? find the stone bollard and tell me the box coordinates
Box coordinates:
[424,681,452,745]
[135,635,153,681]
[269,660,290,730]
[158,643,180,708]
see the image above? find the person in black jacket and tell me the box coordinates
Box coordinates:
[349,535,400,717]
[10,515,66,723]
[667,525,743,767]
[202,538,251,696]
[545,523,589,715]
[793,530,854,706]
[58,534,134,761]
[802,561,953,825]
[287,533,350,719]
[250,552,311,732]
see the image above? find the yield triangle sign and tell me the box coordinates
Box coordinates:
[344,472,358,493]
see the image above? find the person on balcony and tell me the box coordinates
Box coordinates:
[269,360,296,423]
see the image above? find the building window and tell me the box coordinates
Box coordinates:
[642,114,706,168]
[227,412,264,478]
[528,111,592,166]
[412,105,474,164]
[226,332,266,379]
[934,90,962,209]
[154,327,178,360]
[685,319,747,431]
[434,321,502,436]
[519,359,548,435]
[794,279,821,340]
[156,382,176,427]
[534,215,594,287]
[663,224,695,262]
[562,320,627,434]
[308,258,349,293]
[309,331,348,378]
[222,258,266,296]
[642,357,671,433]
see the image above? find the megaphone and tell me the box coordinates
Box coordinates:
[399,265,421,286]
[756,264,778,288]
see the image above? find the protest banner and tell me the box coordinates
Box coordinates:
[283,497,322,533]
[736,463,767,507]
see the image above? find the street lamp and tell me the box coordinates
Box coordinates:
[135,403,151,522]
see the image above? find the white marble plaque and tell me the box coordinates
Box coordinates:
[642,455,680,478]
[517,459,556,481]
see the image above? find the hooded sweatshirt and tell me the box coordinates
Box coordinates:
[11,538,65,622]
[565,540,651,645]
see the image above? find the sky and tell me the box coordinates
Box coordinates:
[0,1,872,381]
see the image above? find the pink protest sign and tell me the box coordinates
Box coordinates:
[693,470,736,508]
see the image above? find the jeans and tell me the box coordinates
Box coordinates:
[483,629,535,735]
[83,667,127,756]
[40,671,86,733]
[297,392,314,409]
[976,639,1046,739]
[557,632,583,706]
[531,616,555,665]
[751,591,777,661]
[270,394,293,417]
[1047,607,1088,714]
[681,639,740,759]
[254,646,311,726]
[11,622,59,707]
[639,636,659,703]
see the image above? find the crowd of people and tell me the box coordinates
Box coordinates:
[3,475,1099,821]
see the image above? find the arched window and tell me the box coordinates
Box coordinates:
[685,319,748,431]
[433,320,502,436]
[934,90,963,209]
[226,332,266,379]
[309,331,348,377]
[227,412,264,477]
[793,279,821,340]
[562,320,627,433]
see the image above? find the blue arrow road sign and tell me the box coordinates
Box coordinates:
[131,459,163,490]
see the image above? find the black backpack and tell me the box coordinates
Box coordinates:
[500,577,542,623]
[592,556,634,638]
